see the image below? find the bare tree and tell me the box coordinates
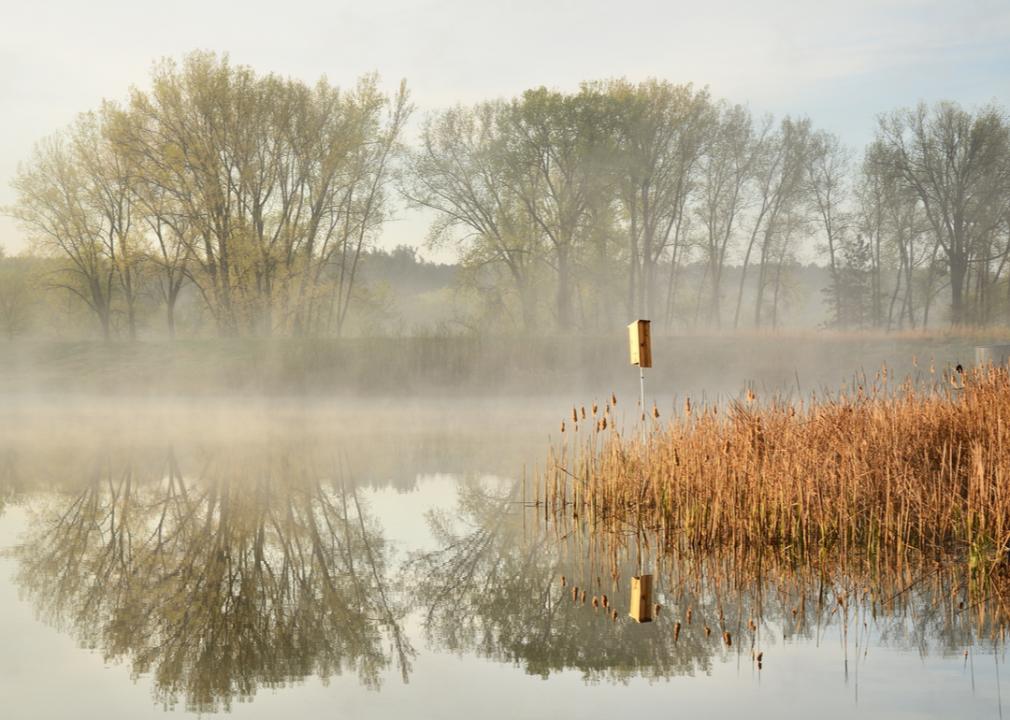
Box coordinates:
[695,103,757,326]
[734,117,811,328]
[805,129,852,326]
[403,102,544,332]
[875,102,1010,325]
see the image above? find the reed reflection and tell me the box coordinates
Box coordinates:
[8,446,413,713]
[412,478,1010,681]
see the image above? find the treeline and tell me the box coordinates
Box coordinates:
[8,52,409,340]
[5,51,1010,340]
[404,82,1010,332]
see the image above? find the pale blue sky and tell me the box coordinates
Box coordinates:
[2,0,1009,257]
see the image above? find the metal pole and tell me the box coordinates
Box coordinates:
[639,365,646,443]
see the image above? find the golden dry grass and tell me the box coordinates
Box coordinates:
[542,365,1010,565]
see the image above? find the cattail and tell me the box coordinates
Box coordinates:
[652,404,660,419]
[602,594,609,609]
[611,392,617,406]
[538,370,1010,576]
[571,586,578,602]
[560,575,566,587]
[673,621,681,641]
[592,402,598,416]
[686,608,693,624]
[592,596,599,609]
[572,407,578,423]
[654,603,662,616]
[581,406,587,419]
[611,609,618,622]
[704,625,711,637]
[581,589,587,604]
[723,631,732,646]
[560,421,565,433]
[748,618,756,632]
[755,651,763,663]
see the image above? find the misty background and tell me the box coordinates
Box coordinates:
[1,1,1009,397]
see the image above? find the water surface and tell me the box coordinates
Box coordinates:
[0,399,1005,719]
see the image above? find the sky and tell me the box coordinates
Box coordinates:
[1,0,1009,259]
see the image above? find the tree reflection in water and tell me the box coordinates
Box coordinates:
[9,447,413,712]
[5,453,1010,713]
[411,477,1010,682]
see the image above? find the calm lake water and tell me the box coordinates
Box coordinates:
[0,398,1005,719]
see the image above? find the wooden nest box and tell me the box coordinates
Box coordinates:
[628,320,652,368]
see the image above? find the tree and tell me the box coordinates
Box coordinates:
[874,102,1010,325]
[734,117,812,328]
[502,88,610,329]
[404,102,546,332]
[599,79,712,322]
[695,102,757,326]
[805,129,852,327]
[105,53,410,338]
[11,130,118,340]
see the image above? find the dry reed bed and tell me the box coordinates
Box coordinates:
[542,366,1010,562]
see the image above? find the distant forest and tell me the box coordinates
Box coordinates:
[3,51,1010,341]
